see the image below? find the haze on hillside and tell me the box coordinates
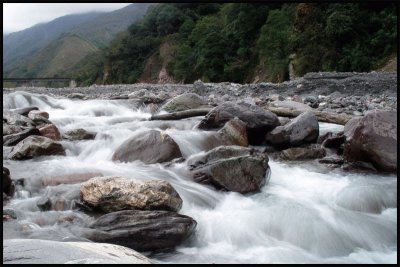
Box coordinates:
[3,3,132,34]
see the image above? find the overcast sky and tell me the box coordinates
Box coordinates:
[3,3,132,34]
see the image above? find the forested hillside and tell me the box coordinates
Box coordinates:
[75,3,396,86]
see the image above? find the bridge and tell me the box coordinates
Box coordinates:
[3,77,76,88]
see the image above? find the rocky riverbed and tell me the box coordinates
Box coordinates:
[2,71,397,264]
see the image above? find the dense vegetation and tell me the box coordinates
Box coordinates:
[41,3,400,85]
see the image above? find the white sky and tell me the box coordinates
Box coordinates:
[3,3,132,34]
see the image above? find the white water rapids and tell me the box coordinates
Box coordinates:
[3,91,397,264]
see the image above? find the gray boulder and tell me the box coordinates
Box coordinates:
[3,239,152,264]
[188,146,270,193]
[112,130,182,164]
[265,111,319,148]
[3,110,35,127]
[198,102,280,145]
[80,176,182,212]
[8,135,66,160]
[82,210,197,252]
[162,93,207,112]
[343,110,397,172]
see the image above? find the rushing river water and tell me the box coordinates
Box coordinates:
[3,91,397,264]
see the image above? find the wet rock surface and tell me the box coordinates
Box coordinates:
[112,129,182,164]
[82,210,197,252]
[3,239,153,264]
[8,135,66,160]
[188,146,270,193]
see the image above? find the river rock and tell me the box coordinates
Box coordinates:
[3,127,40,146]
[41,172,103,186]
[63,128,97,141]
[3,110,35,127]
[28,110,49,120]
[343,110,397,172]
[188,146,269,193]
[198,102,280,145]
[8,135,66,160]
[162,93,207,112]
[3,167,14,197]
[217,118,248,146]
[39,124,61,141]
[112,130,182,164]
[80,176,182,212]
[265,111,319,148]
[82,210,197,252]
[3,123,25,136]
[279,145,326,160]
[3,239,152,264]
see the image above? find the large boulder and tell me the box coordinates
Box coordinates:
[82,210,197,252]
[63,128,97,141]
[3,239,152,264]
[3,127,40,146]
[28,110,49,120]
[343,110,397,172]
[188,146,270,193]
[198,102,280,145]
[161,93,207,112]
[3,123,25,136]
[39,124,61,141]
[265,111,319,148]
[80,176,182,212]
[112,130,182,164]
[8,135,66,160]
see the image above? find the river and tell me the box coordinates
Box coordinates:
[3,91,397,264]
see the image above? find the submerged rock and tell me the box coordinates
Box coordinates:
[188,146,270,193]
[83,210,197,252]
[8,135,66,160]
[343,110,397,172]
[279,145,326,160]
[3,239,152,264]
[41,172,103,186]
[112,130,182,164]
[80,176,183,212]
[63,128,97,141]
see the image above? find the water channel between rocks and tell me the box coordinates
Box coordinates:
[3,91,397,264]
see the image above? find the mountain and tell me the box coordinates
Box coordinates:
[5,34,99,78]
[3,12,101,68]
[3,3,152,78]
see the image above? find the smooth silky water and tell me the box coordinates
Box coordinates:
[3,91,397,264]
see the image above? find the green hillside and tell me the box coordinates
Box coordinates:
[76,3,396,85]
[5,34,99,78]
